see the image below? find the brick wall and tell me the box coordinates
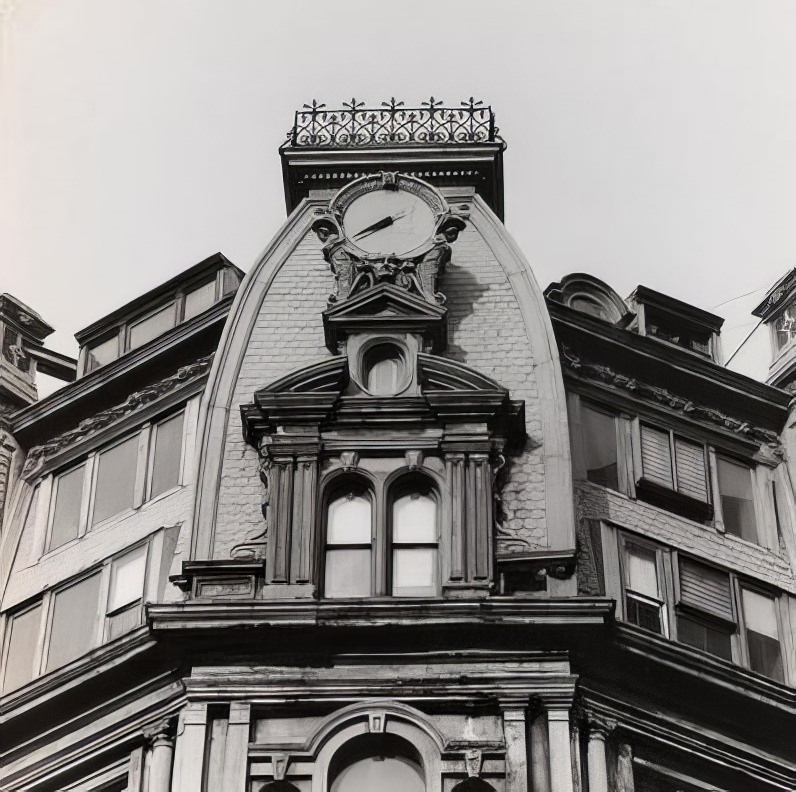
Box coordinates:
[576,481,795,593]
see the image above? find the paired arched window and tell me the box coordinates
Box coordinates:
[323,476,439,599]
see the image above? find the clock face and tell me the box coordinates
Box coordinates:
[342,188,437,256]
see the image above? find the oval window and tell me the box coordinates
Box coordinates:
[362,344,406,396]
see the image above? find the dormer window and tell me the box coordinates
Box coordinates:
[391,482,438,597]
[362,343,407,396]
[773,307,796,351]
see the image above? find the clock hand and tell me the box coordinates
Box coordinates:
[353,210,409,240]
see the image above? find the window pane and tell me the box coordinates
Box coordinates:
[330,755,424,792]
[92,436,138,525]
[717,457,757,543]
[128,303,176,350]
[581,407,619,489]
[3,604,42,692]
[325,549,371,597]
[363,345,405,396]
[676,614,732,661]
[774,308,796,350]
[108,546,147,612]
[392,548,437,597]
[626,595,664,634]
[625,545,659,599]
[393,492,436,542]
[85,335,119,373]
[150,413,183,498]
[741,590,783,679]
[46,573,102,671]
[327,493,371,544]
[49,465,85,551]
[742,589,778,638]
[184,281,216,320]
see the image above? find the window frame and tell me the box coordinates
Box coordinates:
[712,452,761,544]
[79,268,237,376]
[617,533,673,638]
[614,530,787,682]
[1,542,151,694]
[388,477,440,598]
[40,410,186,558]
[321,472,442,600]
[568,394,634,496]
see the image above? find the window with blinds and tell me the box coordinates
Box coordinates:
[676,556,734,661]
[637,425,712,520]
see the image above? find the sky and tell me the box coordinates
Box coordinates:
[2,1,796,393]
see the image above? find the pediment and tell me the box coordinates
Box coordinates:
[256,356,348,395]
[241,357,349,444]
[323,283,447,352]
[417,353,506,394]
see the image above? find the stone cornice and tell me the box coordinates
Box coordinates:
[148,597,614,632]
[560,344,784,452]
[11,297,230,440]
[579,683,796,788]
[549,302,791,430]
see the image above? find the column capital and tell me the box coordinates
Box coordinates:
[143,718,175,746]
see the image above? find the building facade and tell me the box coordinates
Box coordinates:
[0,102,794,792]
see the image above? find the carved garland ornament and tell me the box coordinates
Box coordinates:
[561,345,783,453]
[22,354,214,479]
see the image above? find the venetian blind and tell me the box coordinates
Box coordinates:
[673,437,709,502]
[640,425,674,489]
[678,557,734,622]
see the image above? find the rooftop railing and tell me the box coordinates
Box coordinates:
[286,98,501,148]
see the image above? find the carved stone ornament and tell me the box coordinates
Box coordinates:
[560,345,784,455]
[22,354,214,479]
[311,172,465,307]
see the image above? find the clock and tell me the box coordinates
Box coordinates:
[342,187,436,257]
[328,172,448,259]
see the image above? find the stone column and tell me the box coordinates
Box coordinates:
[171,702,208,792]
[544,701,575,792]
[221,702,251,791]
[586,723,609,792]
[147,726,175,792]
[500,698,529,792]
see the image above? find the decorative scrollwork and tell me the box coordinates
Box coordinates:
[287,98,502,148]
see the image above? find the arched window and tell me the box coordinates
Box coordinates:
[362,343,407,396]
[390,479,438,597]
[451,780,496,792]
[328,734,424,792]
[324,484,373,598]
[260,782,300,792]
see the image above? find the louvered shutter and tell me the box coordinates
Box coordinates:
[674,437,709,502]
[640,425,674,488]
[678,557,734,622]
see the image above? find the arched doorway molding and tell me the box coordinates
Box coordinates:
[309,701,444,792]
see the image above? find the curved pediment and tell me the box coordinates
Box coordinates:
[256,356,349,395]
[417,352,506,394]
